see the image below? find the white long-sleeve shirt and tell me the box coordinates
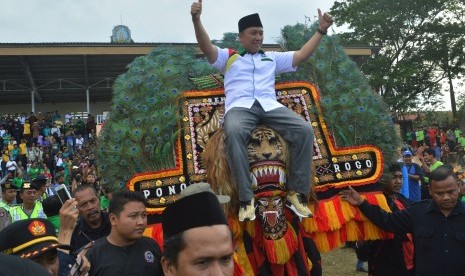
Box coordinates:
[211,46,296,114]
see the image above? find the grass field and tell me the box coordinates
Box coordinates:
[321,248,368,276]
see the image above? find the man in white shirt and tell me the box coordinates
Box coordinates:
[19,114,26,125]
[190,1,333,221]
[6,158,17,173]
[75,134,84,150]
[65,112,73,124]
[50,123,61,137]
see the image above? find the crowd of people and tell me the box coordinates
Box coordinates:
[342,125,465,274]
[341,162,465,276]
[402,126,465,165]
[0,178,232,275]
[396,126,465,203]
[1,111,100,192]
[2,1,465,274]
[3,128,465,276]
[346,131,465,274]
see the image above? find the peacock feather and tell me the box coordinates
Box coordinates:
[96,46,215,191]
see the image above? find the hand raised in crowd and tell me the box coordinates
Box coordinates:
[191,0,202,20]
[318,8,334,31]
[57,198,92,275]
[59,198,79,232]
[58,198,79,252]
[340,186,365,206]
[69,251,91,276]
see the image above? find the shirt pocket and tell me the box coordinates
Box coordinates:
[416,227,434,249]
[454,232,465,247]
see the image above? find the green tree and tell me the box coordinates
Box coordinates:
[421,1,465,119]
[213,32,240,49]
[330,0,465,116]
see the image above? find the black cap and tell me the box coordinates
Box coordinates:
[32,174,47,183]
[238,13,263,32]
[20,182,38,190]
[32,174,47,188]
[162,192,228,240]
[1,181,16,191]
[42,195,62,217]
[0,218,71,259]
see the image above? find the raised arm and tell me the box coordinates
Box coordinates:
[191,0,218,64]
[341,186,413,234]
[57,198,79,248]
[292,9,334,67]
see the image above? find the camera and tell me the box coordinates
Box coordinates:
[56,184,72,204]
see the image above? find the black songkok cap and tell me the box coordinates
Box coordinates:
[238,13,263,32]
[162,192,228,239]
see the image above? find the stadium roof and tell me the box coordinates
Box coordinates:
[0,42,377,105]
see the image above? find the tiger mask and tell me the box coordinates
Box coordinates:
[203,125,290,220]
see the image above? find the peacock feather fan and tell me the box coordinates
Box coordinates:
[97,46,215,191]
[99,27,399,191]
[280,22,398,166]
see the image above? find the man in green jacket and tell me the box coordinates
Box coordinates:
[419,147,443,200]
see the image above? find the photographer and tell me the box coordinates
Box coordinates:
[37,186,92,275]
[70,185,111,251]
[71,166,82,193]
[57,198,91,275]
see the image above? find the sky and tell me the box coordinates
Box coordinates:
[0,0,456,110]
[0,0,336,44]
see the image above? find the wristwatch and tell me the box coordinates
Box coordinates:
[317,28,327,35]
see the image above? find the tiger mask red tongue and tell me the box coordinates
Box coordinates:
[251,160,288,240]
[263,210,278,226]
[256,196,287,240]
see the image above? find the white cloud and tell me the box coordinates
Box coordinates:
[0,0,336,43]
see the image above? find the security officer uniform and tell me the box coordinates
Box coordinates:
[0,181,16,230]
[9,182,46,223]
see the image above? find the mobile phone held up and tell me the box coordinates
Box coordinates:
[56,184,72,204]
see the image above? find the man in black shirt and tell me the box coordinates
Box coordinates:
[71,185,111,251]
[341,165,465,276]
[86,190,163,275]
[362,163,414,275]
